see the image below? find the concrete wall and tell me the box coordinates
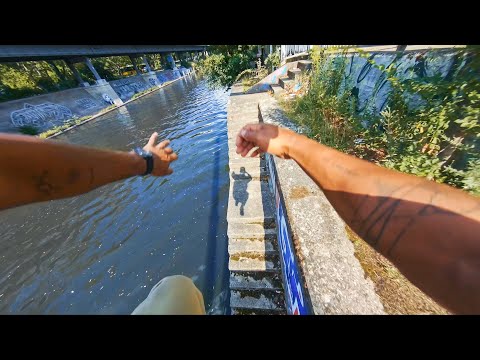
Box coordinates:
[337,50,460,118]
[0,67,193,134]
[248,49,462,115]
[109,68,192,102]
[0,85,118,133]
[109,75,152,102]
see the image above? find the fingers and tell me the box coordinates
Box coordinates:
[241,143,255,157]
[250,148,262,157]
[157,139,170,149]
[164,147,173,154]
[168,152,178,162]
[239,124,258,143]
[148,132,158,147]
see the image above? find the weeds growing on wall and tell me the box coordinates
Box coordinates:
[38,115,93,138]
[284,46,480,195]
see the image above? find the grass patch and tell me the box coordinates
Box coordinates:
[346,226,449,314]
[38,115,93,138]
[18,125,39,135]
[131,87,157,100]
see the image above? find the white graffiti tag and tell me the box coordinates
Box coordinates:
[75,98,100,110]
[10,102,73,127]
[102,94,114,104]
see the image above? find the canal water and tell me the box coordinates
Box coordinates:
[0,76,231,314]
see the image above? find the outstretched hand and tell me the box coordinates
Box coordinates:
[143,132,178,176]
[235,123,296,159]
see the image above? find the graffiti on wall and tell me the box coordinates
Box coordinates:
[340,51,459,116]
[75,98,100,110]
[110,78,149,100]
[102,94,114,105]
[156,69,182,83]
[10,102,73,128]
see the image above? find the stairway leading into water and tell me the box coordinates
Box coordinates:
[226,86,286,315]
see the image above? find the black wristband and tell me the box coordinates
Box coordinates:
[134,147,154,175]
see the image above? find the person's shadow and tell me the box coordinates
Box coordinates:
[232,167,252,216]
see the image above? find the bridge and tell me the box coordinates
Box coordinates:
[0,45,206,62]
[0,45,207,88]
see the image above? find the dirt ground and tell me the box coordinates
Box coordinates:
[346,226,449,315]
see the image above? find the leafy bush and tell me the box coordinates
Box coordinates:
[284,46,480,195]
[38,115,92,138]
[265,51,280,70]
[196,45,257,88]
[18,125,39,135]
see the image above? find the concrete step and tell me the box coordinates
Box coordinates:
[297,60,312,72]
[279,77,294,91]
[227,179,275,223]
[271,84,285,100]
[230,288,286,311]
[228,250,280,271]
[229,167,268,181]
[230,270,283,290]
[288,68,302,80]
[227,222,277,239]
[228,236,276,253]
[231,307,286,315]
[228,155,266,165]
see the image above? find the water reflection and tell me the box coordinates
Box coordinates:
[0,78,230,314]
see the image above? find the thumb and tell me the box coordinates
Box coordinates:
[147,132,158,147]
[240,126,257,143]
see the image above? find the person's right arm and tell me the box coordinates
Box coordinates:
[236,123,480,314]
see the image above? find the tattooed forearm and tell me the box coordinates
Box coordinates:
[32,170,63,196]
[89,168,94,186]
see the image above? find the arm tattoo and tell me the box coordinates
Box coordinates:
[89,168,94,186]
[348,182,460,257]
[32,170,63,196]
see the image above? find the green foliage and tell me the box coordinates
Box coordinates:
[265,51,280,71]
[38,115,92,139]
[196,45,257,87]
[284,46,480,195]
[18,125,39,135]
[131,87,157,100]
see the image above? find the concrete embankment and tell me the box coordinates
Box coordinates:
[226,80,385,314]
[0,68,192,134]
[226,85,287,314]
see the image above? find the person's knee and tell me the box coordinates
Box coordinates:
[132,275,206,315]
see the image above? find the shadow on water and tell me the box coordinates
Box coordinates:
[232,167,252,216]
[203,135,230,314]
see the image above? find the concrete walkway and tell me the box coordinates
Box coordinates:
[259,96,385,314]
[226,85,286,314]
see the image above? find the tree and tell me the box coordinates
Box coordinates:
[197,45,257,87]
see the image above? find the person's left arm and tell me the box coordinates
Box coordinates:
[0,132,177,210]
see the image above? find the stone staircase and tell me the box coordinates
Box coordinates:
[272,60,312,99]
[226,87,286,315]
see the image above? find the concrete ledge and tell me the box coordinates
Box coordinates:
[46,74,190,139]
[259,97,385,314]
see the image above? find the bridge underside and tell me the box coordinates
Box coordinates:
[0,45,206,62]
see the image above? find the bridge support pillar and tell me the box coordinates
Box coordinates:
[128,55,142,75]
[84,57,107,85]
[142,55,153,73]
[166,53,176,70]
[65,59,90,87]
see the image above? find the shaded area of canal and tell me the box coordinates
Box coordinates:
[0,76,231,314]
